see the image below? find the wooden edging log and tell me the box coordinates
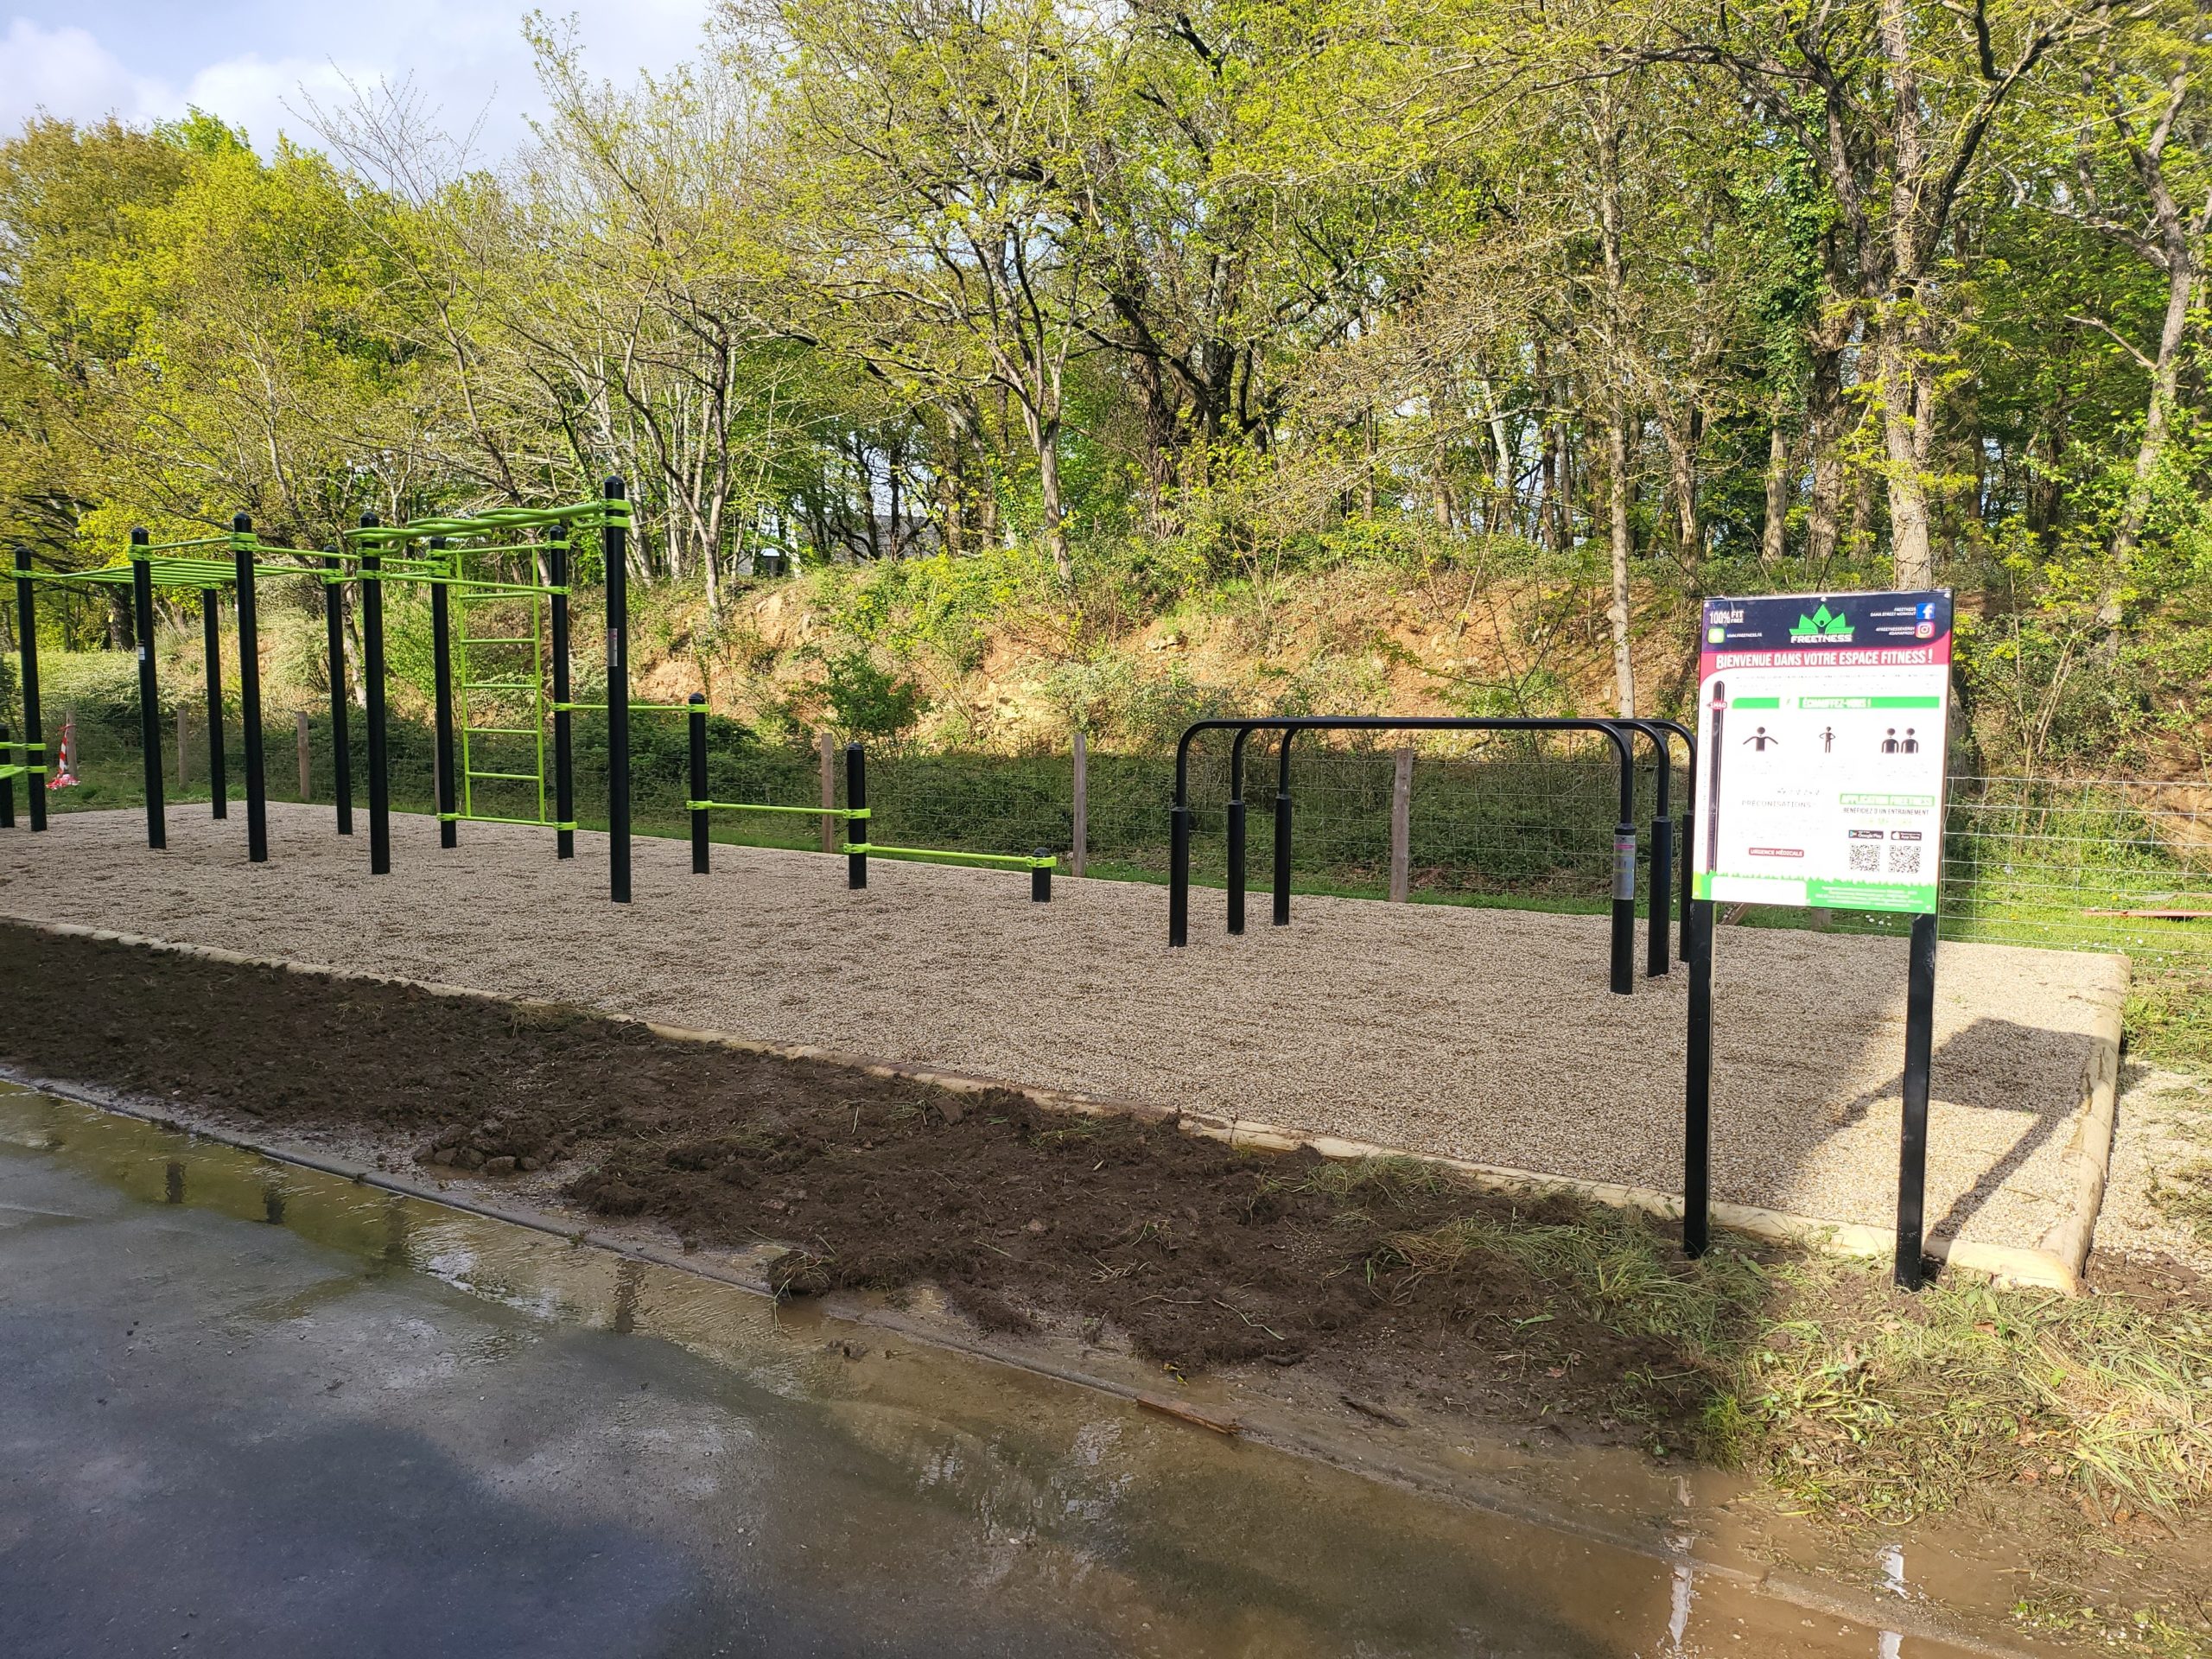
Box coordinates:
[3,916,2115,1294]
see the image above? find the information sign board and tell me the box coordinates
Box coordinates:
[1691,590,1953,914]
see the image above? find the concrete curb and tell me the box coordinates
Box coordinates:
[4,915,2089,1292]
[2037,967,2130,1289]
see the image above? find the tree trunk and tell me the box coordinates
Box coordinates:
[1595,99,1636,715]
[1037,420,1071,582]
[2113,261,2196,564]
[1761,405,1790,567]
[1877,0,1936,591]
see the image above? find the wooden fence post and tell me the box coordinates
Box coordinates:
[1389,747,1414,902]
[176,708,189,786]
[1071,728,1088,878]
[818,731,836,853]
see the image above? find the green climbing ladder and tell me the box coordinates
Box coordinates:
[451,537,555,829]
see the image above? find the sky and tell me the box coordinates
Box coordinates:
[2,1,715,161]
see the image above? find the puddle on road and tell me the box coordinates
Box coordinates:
[0,1085,2031,1658]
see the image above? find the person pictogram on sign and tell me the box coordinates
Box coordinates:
[1901,728,1920,753]
[1742,726,1780,752]
[1819,725,1837,752]
[1880,728,1900,753]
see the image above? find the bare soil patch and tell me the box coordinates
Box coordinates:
[0,920,1751,1445]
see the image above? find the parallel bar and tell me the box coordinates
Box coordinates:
[842,842,1055,871]
[430,537,456,849]
[689,695,709,874]
[844,742,867,889]
[604,476,631,903]
[1895,912,1940,1290]
[233,519,266,863]
[550,537,574,861]
[14,549,45,831]
[687,800,868,820]
[130,530,165,849]
[202,588,227,820]
[361,516,391,875]
[325,553,352,835]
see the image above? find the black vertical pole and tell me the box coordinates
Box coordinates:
[1682,898,1713,1257]
[845,741,868,889]
[1226,727,1249,937]
[1894,912,1940,1290]
[1641,727,1672,977]
[688,693,709,874]
[550,536,575,861]
[1273,731,1295,927]
[429,537,456,849]
[325,553,352,836]
[604,478,631,904]
[233,515,265,864]
[1609,734,1636,995]
[1679,810,1694,963]
[1649,817,1673,979]
[1167,803,1192,945]
[1032,852,1051,902]
[1,723,13,827]
[130,528,165,849]
[202,588,226,818]
[360,512,391,875]
[14,549,44,832]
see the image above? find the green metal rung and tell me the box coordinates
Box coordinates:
[465,725,540,737]
[688,801,870,820]
[466,770,542,783]
[841,842,1057,871]
[463,680,534,692]
[449,812,559,829]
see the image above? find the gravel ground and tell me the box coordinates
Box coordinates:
[0,804,2126,1252]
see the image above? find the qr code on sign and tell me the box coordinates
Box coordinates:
[1887,842,1923,874]
[1848,842,1881,872]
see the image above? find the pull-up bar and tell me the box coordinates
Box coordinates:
[1170,715,1647,994]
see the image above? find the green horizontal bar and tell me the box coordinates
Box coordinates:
[456,812,563,830]
[689,801,870,820]
[842,842,1055,871]
[466,725,539,737]
[466,770,541,783]
[463,681,535,692]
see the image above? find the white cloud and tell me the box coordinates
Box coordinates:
[0,17,170,131]
[3,3,719,160]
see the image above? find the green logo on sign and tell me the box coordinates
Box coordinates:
[1788,603,1853,642]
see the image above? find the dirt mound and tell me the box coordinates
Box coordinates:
[0,920,1744,1442]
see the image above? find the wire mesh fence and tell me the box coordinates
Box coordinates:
[20,700,2212,973]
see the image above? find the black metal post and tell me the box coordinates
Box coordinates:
[429,537,456,849]
[13,549,43,832]
[605,478,631,903]
[1,723,13,828]
[1649,818,1673,978]
[1032,851,1051,903]
[201,588,226,818]
[324,554,351,835]
[845,741,868,888]
[1168,804,1192,944]
[689,693,709,874]
[1273,731,1295,926]
[130,528,164,849]
[1895,912,1940,1290]
[1683,897,1713,1257]
[1610,822,1637,995]
[1679,810,1694,963]
[360,512,391,875]
[550,536,575,861]
[1226,726,1251,936]
[233,515,266,864]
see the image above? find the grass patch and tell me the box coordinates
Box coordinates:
[1287,1160,2212,1524]
[2128,968,2212,1074]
